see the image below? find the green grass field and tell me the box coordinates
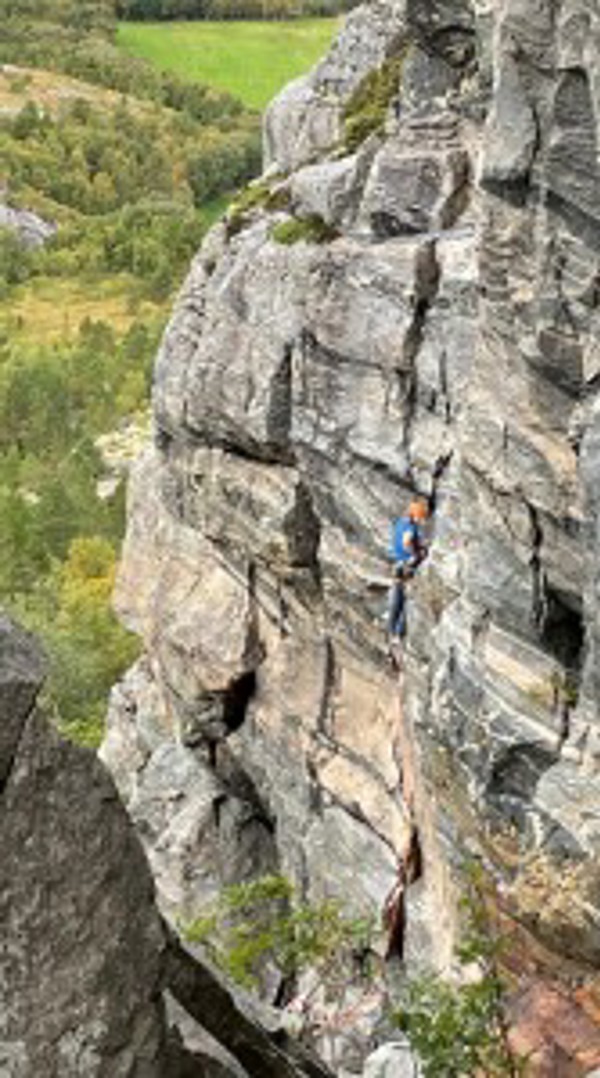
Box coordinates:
[117,18,340,109]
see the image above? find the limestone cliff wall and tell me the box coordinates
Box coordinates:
[103,0,600,1064]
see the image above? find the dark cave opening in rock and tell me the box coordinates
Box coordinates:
[541,587,585,687]
[222,670,257,734]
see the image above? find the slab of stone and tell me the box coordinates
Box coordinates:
[0,613,45,786]
[0,615,333,1078]
[1,708,169,1075]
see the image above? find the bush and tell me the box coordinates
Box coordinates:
[183,874,374,993]
[4,97,258,223]
[0,228,33,288]
[186,126,261,205]
[0,316,161,593]
[117,0,356,19]
[2,95,256,290]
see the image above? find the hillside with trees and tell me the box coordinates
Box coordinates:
[0,0,277,745]
[117,0,352,21]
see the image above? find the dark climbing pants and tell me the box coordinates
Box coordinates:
[388,577,406,637]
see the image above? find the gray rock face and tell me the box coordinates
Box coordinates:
[2,713,168,1076]
[289,150,376,230]
[105,0,600,1069]
[362,1040,421,1078]
[0,617,170,1076]
[402,0,600,969]
[101,657,278,923]
[0,202,56,247]
[0,614,45,786]
[264,1,407,172]
[0,614,332,1078]
[359,127,470,237]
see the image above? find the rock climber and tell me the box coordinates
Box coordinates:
[387,498,429,654]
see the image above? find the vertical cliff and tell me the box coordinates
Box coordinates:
[404,0,600,971]
[103,0,600,1069]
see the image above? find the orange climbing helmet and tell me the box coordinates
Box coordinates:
[408,498,428,523]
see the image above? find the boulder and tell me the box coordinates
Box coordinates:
[0,613,333,1077]
[0,202,56,247]
[0,618,170,1076]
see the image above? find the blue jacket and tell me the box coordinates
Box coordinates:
[390,517,421,564]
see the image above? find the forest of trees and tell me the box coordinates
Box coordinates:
[0,0,263,743]
[3,0,255,111]
[1,95,259,294]
[117,0,353,19]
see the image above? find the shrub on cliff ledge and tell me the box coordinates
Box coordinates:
[183,873,374,994]
[396,972,518,1077]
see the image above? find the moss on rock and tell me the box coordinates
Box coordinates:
[226,177,291,237]
[271,213,339,245]
[342,52,406,153]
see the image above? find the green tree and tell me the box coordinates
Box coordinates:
[17,536,140,748]
[11,101,44,140]
[184,874,374,996]
[0,227,33,289]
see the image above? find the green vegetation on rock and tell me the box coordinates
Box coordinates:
[183,874,374,993]
[271,213,338,244]
[226,176,290,233]
[342,52,405,152]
